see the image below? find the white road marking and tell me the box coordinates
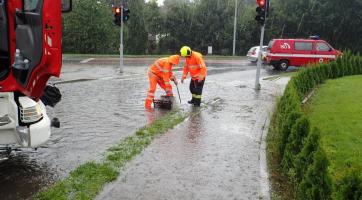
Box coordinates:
[80,58,95,64]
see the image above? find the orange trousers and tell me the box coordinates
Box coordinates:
[145,73,173,109]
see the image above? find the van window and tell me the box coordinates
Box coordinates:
[24,0,41,12]
[316,43,331,51]
[295,42,313,51]
[267,41,274,50]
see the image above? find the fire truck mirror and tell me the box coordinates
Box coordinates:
[61,0,72,13]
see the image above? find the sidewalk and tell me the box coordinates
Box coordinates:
[96,70,288,200]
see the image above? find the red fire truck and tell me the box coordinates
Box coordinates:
[266,38,342,71]
[0,0,71,153]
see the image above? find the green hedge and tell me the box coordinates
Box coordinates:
[271,51,362,200]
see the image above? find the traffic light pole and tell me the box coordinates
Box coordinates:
[255,24,265,90]
[255,0,268,90]
[119,0,124,73]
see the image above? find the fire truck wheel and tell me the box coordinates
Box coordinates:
[278,60,289,71]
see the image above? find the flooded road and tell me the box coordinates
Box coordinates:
[95,67,289,200]
[0,56,286,199]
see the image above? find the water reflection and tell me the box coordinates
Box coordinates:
[0,152,55,200]
[186,109,205,144]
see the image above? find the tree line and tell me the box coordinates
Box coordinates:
[62,0,362,55]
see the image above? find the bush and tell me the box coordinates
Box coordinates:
[297,148,332,200]
[282,116,310,173]
[294,128,321,183]
[270,53,362,200]
[335,170,362,200]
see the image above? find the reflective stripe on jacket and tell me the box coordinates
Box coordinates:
[182,51,207,80]
[149,57,174,91]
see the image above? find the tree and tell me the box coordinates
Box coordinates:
[62,0,362,55]
[158,0,194,54]
[269,0,362,53]
[144,0,162,54]
[124,0,148,54]
[62,0,118,54]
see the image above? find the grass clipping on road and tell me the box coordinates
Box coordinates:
[35,110,186,200]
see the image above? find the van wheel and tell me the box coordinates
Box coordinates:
[278,60,289,71]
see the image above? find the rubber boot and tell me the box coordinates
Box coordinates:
[145,99,153,109]
[193,98,201,107]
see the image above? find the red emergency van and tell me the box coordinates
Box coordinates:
[266,38,342,70]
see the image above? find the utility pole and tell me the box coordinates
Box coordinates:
[232,0,237,56]
[119,0,124,73]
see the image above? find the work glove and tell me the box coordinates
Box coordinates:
[181,78,185,84]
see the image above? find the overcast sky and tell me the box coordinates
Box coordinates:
[145,0,164,6]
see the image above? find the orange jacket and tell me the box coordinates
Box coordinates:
[148,57,174,91]
[182,51,207,80]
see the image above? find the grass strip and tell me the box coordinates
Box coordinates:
[35,110,187,200]
[305,75,362,182]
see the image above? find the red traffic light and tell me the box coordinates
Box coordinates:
[112,7,121,14]
[115,7,121,14]
[256,0,265,7]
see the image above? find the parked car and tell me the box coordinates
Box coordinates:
[266,38,342,71]
[247,46,268,63]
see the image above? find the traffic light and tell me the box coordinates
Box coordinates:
[113,7,122,26]
[123,8,130,22]
[112,7,130,26]
[255,0,267,25]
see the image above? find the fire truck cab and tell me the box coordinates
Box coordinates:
[266,37,342,71]
[0,0,70,152]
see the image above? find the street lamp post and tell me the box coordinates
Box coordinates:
[232,0,237,56]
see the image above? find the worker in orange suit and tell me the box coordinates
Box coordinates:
[180,46,207,107]
[145,55,180,109]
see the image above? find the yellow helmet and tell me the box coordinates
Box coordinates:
[180,46,192,57]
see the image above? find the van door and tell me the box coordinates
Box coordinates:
[315,42,336,63]
[13,0,62,99]
[294,41,314,66]
[0,0,10,80]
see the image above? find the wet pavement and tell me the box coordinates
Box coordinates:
[95,68,289,200]
[0,56,288,200]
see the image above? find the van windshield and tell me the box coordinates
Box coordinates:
[316,43,332,51]
[267,41,274,50]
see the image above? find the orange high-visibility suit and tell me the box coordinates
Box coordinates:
[181,51,207,106]
[145,55,180,109]
[181,51,207,81]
